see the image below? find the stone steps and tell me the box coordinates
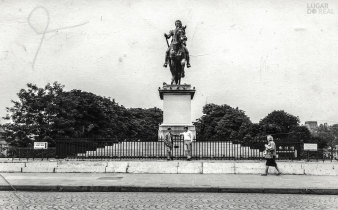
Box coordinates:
[76,141,267,158]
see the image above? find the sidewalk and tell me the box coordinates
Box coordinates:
[1,173,338,194]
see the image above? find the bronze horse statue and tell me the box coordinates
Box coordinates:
[167,28,187,85]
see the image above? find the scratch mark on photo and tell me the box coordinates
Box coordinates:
[27,6,89,70]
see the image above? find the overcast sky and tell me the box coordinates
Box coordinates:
[0,0,337,125]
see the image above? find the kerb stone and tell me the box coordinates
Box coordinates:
[203,162,235,174]
[55,161,107,173]
[277,162,304,175]
[0,163,25,172]
[127,161,178,173]
[235,162,266,174]
[303,163,337,175]
[177,162,202,174]
[106,161,129,173]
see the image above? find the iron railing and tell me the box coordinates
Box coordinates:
[55,137,303,160]
[1,147,56,159]
[302,149,338,161]
[2,138,336,161]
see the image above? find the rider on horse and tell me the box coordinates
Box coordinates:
[163,20,191,78]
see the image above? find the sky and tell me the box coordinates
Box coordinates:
[0,0,337,125]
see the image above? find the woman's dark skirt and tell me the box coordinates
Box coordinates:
[266,156,277,167]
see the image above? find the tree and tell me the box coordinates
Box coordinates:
[53,92,163,140]
[2,82,164,146]
[51,89,128,139]
[245,123,263,141]
[194,103,253,141]
[330,124,338,147]
[258,110,315,143]
[127,107,163,140]
[2,82,64,146]
[259,110,300,135]
[314,124,338,149]
[289,125,312,142]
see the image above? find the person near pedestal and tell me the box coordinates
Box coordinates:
[261,135,281,176]
[180,126,194,160]
[164,128,174,160]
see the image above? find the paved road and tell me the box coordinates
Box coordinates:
[1,191,338,210]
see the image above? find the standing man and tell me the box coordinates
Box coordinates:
[164,128,174,160]
[180,126,194,161]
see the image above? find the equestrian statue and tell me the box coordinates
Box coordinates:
[163,20,191,85]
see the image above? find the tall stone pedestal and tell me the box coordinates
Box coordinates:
[158,83,196,139]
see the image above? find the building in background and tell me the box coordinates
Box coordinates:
[305,121,318,133]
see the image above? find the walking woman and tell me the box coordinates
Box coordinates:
[262,135,281,176]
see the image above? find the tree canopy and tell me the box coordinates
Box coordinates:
[195,105,314,143]
[2,82,162,146]
[312,124,338,149]
[257,110,313,142]
[194,104,253,141]
[259,110,300,134]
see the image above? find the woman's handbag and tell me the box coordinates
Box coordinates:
[264,150,273,159]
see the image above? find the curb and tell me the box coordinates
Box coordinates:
[1,185,338,194]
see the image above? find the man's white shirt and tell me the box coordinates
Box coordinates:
[181,130,193,141]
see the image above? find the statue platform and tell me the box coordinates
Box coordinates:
[158,83,196,139]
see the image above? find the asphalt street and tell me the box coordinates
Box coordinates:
[1,191,338,210]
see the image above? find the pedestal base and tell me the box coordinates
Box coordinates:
[158,83,196,140]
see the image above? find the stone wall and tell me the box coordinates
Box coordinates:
[1,160,337,175]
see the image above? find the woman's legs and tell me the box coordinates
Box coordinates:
[275,165,281,174]
[262,166,269,175]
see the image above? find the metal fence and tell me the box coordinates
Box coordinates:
[1,138,336,161]
[0,146,56,159]
[55,137,304,160]
[302,149,338,161]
